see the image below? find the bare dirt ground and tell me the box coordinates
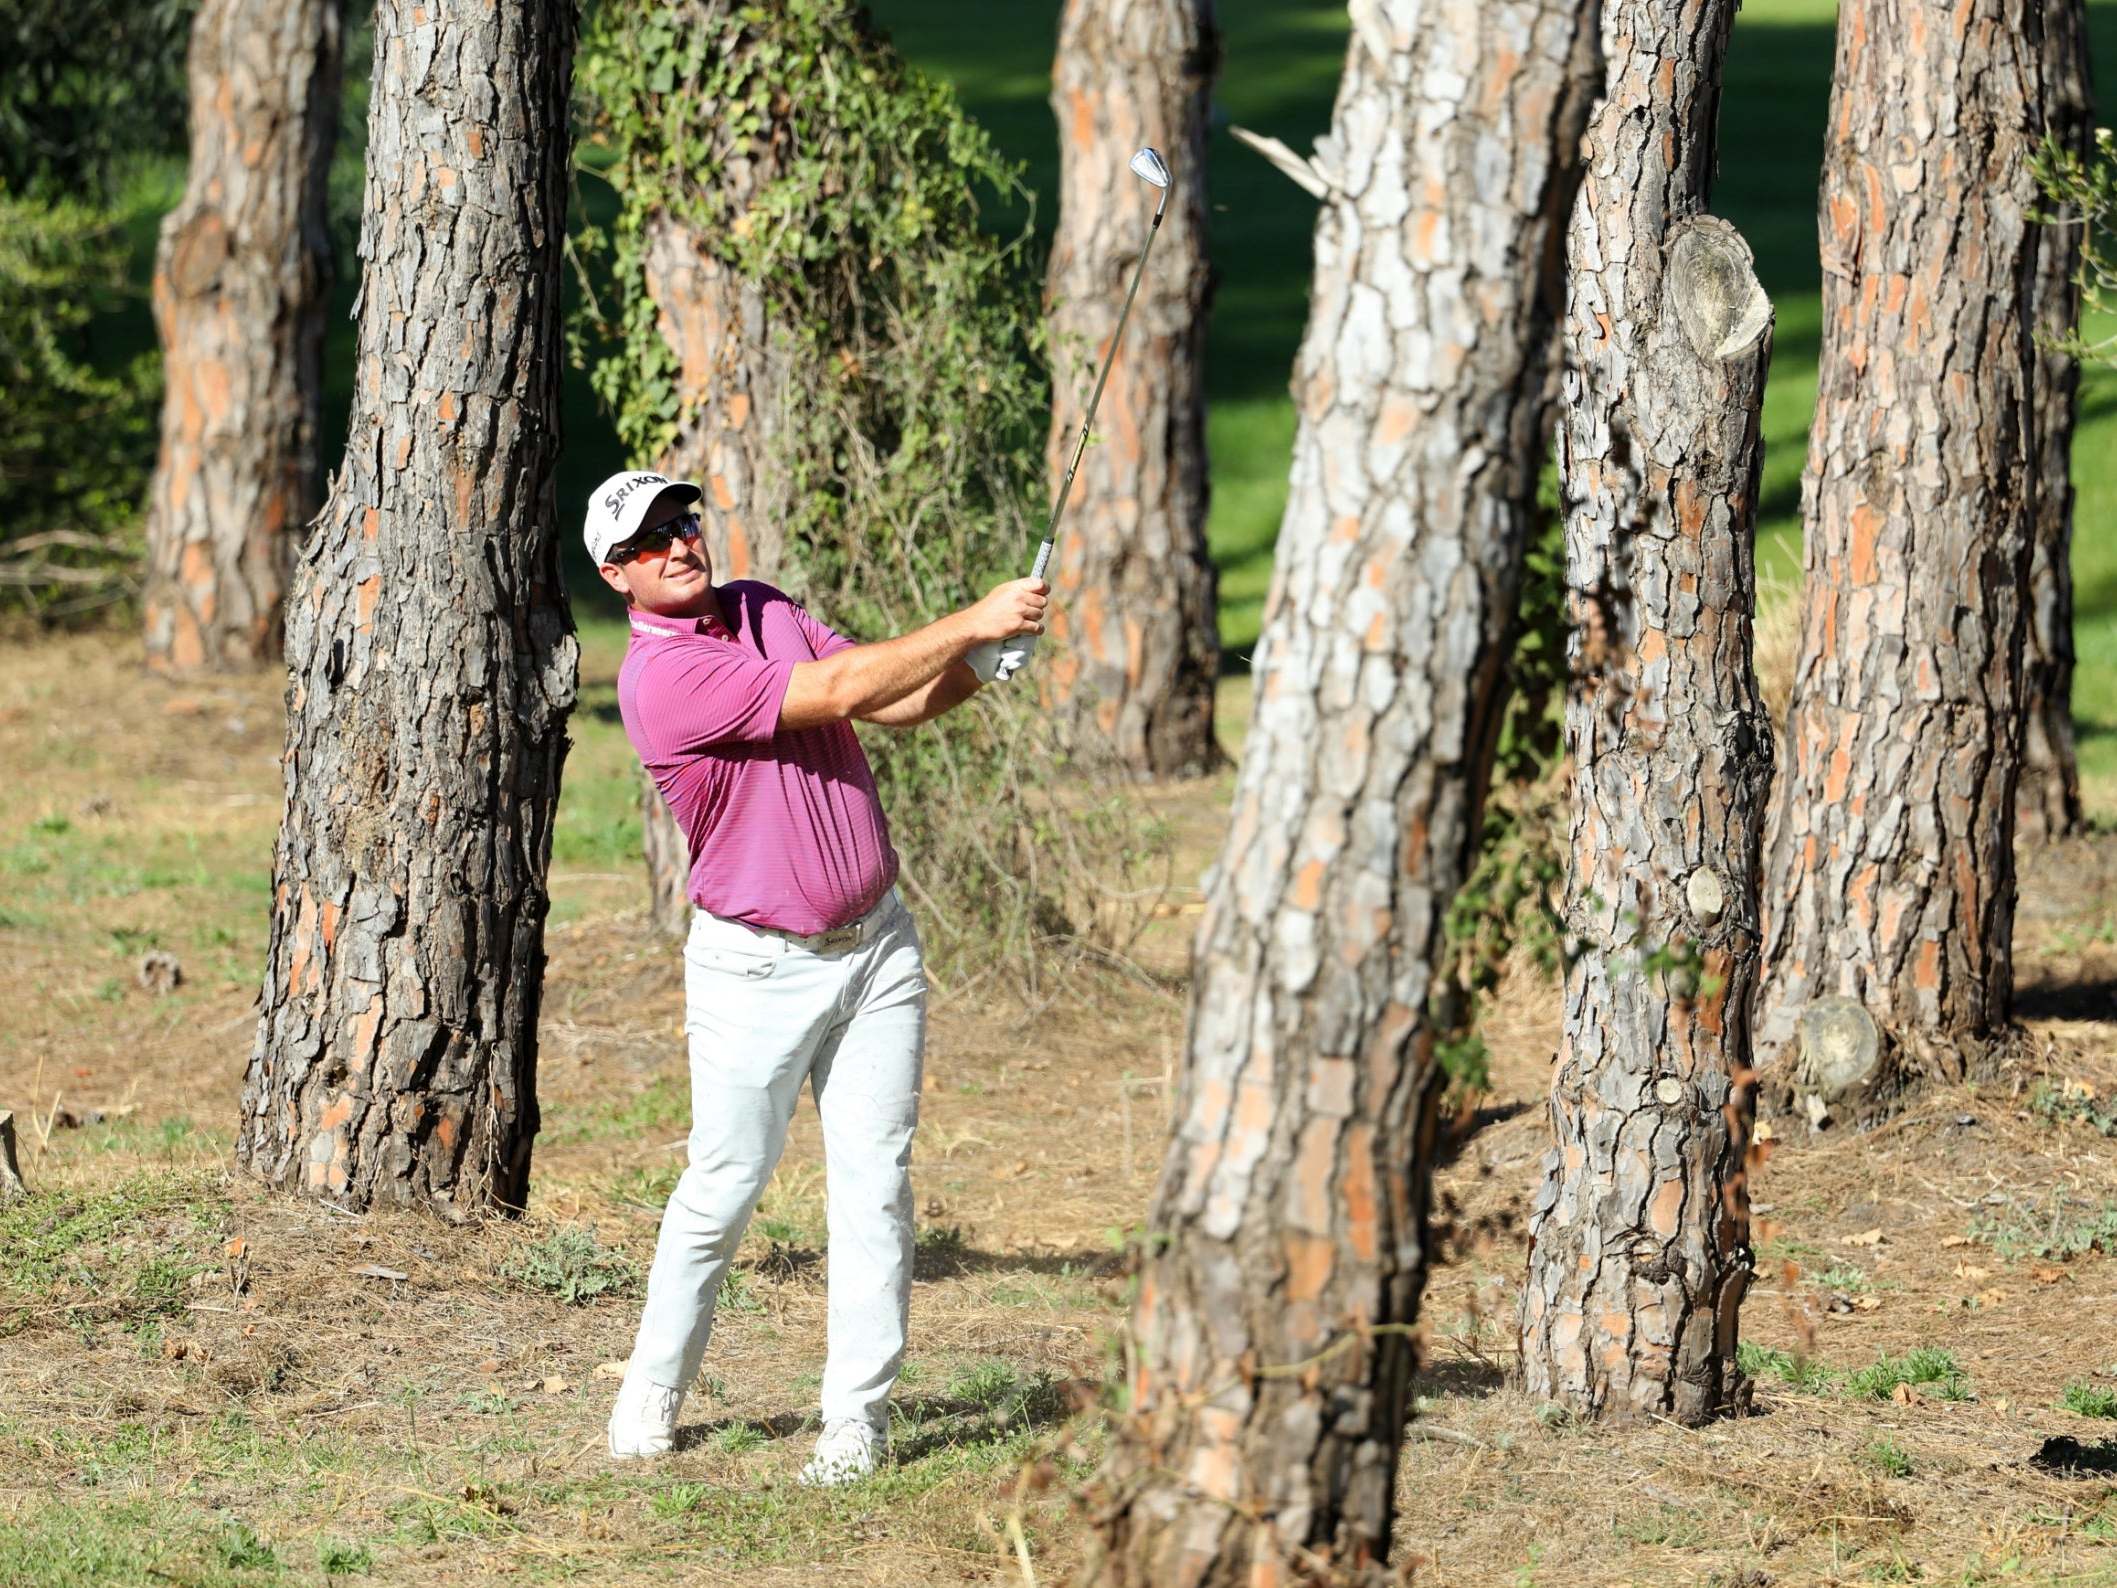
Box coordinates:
[3,630,2116,1587]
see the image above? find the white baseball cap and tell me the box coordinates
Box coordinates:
[583,470,704,564]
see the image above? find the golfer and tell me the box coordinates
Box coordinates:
[584,470,1044,1484]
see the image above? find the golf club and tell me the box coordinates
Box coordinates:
[973,145,1172,684]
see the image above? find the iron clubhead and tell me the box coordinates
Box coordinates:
[1129,146,1171,189]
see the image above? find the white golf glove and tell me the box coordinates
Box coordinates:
[967,633,1039,685]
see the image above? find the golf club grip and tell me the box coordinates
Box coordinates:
[1028,540,1053,582]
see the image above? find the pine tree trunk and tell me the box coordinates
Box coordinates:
[237,0,580,1216]
[631,1,792,935]
[1754,0,2043,1114]
[2017,0,2093,844]
[142,0,343,674]
[1088,3,1600,1578]
[1519,0,1773,1425]
[1042,0,1220,776]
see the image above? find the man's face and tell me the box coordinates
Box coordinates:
[597,493,713,615]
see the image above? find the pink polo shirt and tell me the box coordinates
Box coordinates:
[616,582,898,936]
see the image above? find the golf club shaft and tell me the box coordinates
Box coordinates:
[1029,193,1169,584]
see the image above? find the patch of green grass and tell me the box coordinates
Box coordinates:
[458,1389,522,1417]
[1611,1504,1709,1548]
[716,1269,766,1315]
[0,1499,288,1588]
[710,1423,767,1455]
[649,1481,712,1518]
[1972,1192,2117,1262]
[1737,1341,1840,1395]
[600,1161,682,1214]
[1846,1349,1971,1403]
[2062,1380,2117,1419]
[1862,1437,1914,1478]
[2027,1080,2117,1139]
[497,1223,640,1306]
[0,1171,227,1308]
[546,1072,689,1147]
[316,1539,373,1577]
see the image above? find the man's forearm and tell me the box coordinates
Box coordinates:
[782,612,975,729]
[859,660,981,726]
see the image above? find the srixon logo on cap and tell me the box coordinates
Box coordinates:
[604,473,669,517]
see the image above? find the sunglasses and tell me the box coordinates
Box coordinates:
[609,513,702,564]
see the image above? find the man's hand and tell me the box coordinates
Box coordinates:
[963,578,1048,685]
[964,578,1048,645]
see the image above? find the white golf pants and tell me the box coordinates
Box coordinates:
[624,888,926,1431]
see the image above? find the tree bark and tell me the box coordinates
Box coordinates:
[2017,0,2093,843]
[631,1,793,935]
[237,0,580,1217]
[1754,0,2043,1111]
[1519,0,1773,1425]
[1088,2,1601,1578]
[142,0,343,674]
[1042,0,1220,776]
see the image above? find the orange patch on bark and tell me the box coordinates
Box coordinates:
[726,391,751,430]
[355,575,382,635]
[466,126,485,159]
[710,473,736,510]
[1342,1124,1378,1262]
[435,1110,459,1154]
[179,540,218,627]
[287,888,317,999]
[194,358,232,428]
[1850,504,1883,584]
[1648,1178,1684,1238]
[1067,87,1094,151]
[1331,514,1361,544]
[1411,209,1441,264]
[1375,395,1416,446]
[437,391,456,425]
[1674,478,1706,538]
[361,507,380,544]
[1284,1235,1334,1303]
[1848,864,1879,933]
[1914,937,1942,991]
[724,520,752,579]
[321,900,342,951]
[392,432,412,470]
[317,1092,354,1133]
[1637,628,1667,665]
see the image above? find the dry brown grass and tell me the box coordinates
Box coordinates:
[5,631,2117,1587]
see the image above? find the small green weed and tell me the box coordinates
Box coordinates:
[650,1481,711,1518]
[1846,1348,1970,1402]
[317,1539,373,1576]
[1737,1341,1840,1394]
[1971,1191,2117,1261]
[2061,1380,2117,1419]
[711,1423,767,1455]
[2027,1079,2117,1138]
[717,1269,765,1315]
[1611,1503,1708,1547]
[497,1224,639,1305]
[213,1521,275,1571]
[1863,1437,1913,1477]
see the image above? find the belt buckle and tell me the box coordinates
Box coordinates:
[814,922,860,953]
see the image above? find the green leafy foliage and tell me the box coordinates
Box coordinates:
[2032,125,2117,367]
[0,0,193,200]
[1432,480,1568,1085]
[576,0,1163,983]
[1972,1191,2117,1262]
[497,1224,640,1306]
[2060,1380,2117,1419]
[0,193,160,618]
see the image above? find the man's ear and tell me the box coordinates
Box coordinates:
[596,562,630,600]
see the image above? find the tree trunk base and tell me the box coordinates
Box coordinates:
[0,1111,28,1201]
[1759,1020,2033,1134]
